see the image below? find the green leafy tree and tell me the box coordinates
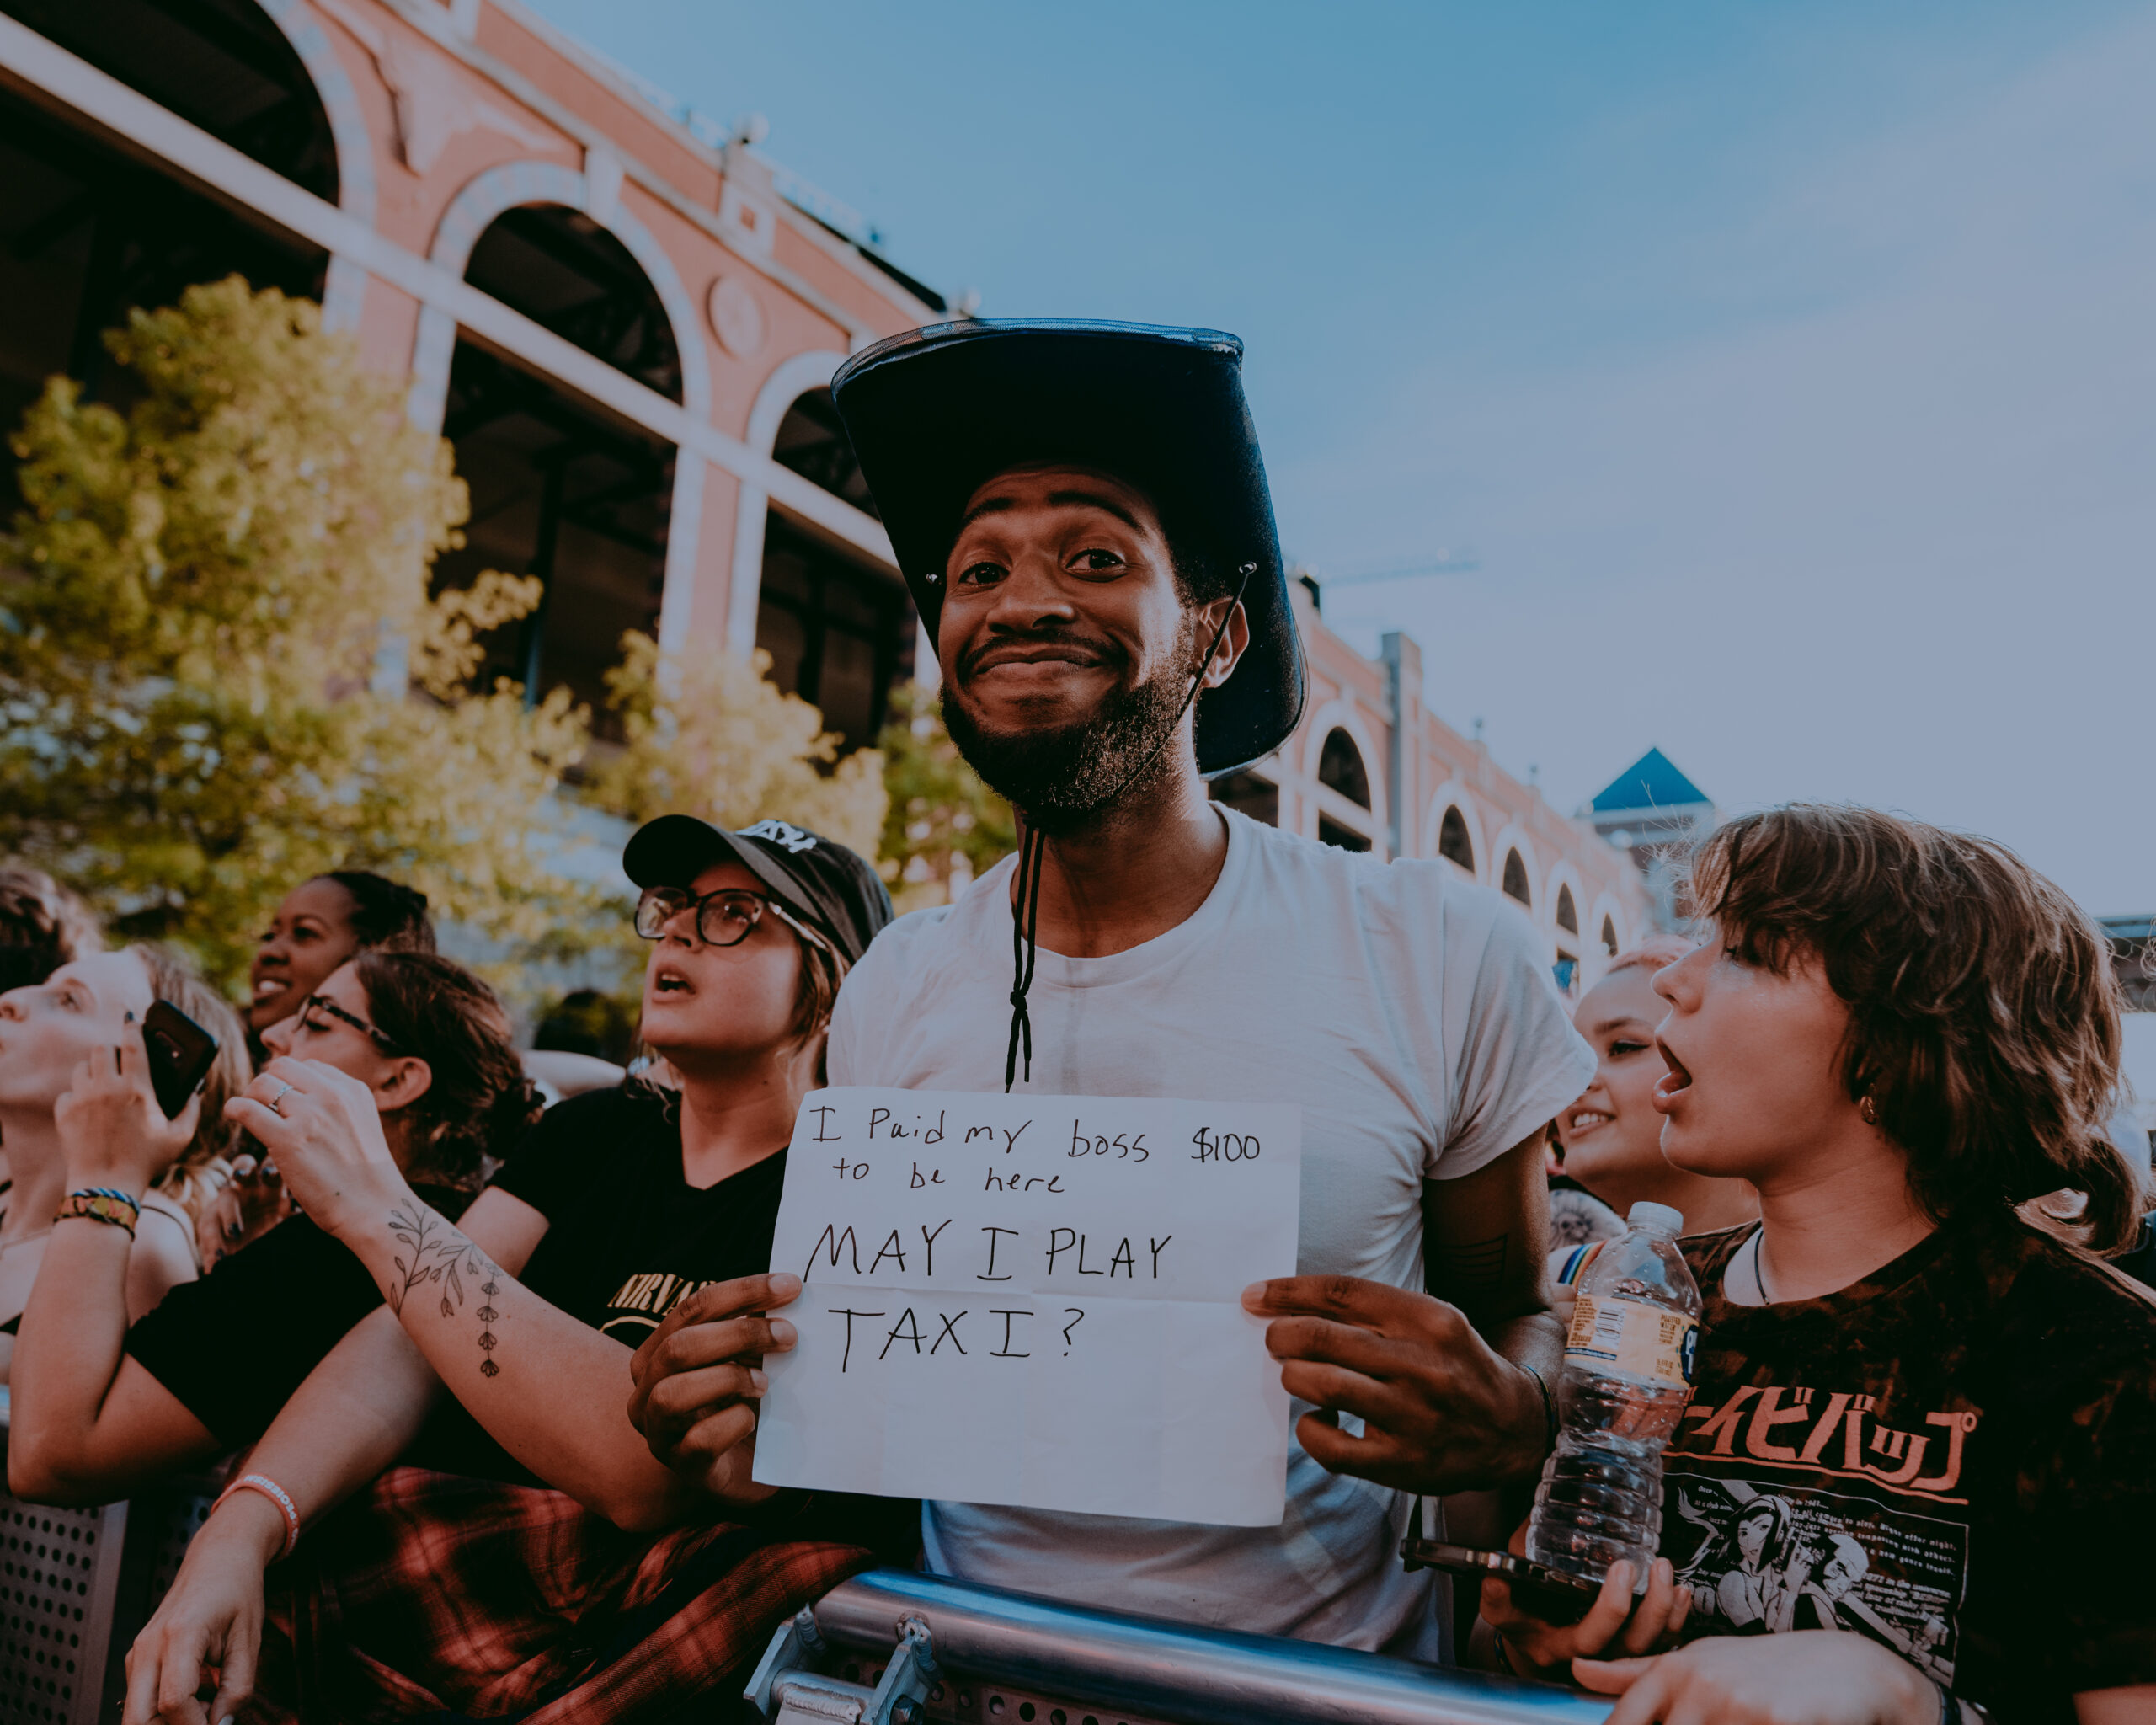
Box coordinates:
[0,277,593,992]
[875,683,1016,909]
[590,632,889,860]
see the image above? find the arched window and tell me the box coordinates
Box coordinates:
[756,387,912,749]
[467,206,681,401]
[756,516,915,750]
[2,0,339,200]
[1502,849,1531,905]
[1601,915,1620,956]
[1438,805,1474,871]
[1318,729,1370,809]
[1556,884,1578,935]
[772,387,878,518]
[0,1,335,497]
[430,206,683,727]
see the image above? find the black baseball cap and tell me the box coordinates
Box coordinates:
[622,816,894,966]
[829,318,1308,777]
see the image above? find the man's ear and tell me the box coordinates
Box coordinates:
[1194,598,1250,691]
[373,1055,435,1115]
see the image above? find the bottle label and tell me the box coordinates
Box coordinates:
[1565,1293,1698,1389]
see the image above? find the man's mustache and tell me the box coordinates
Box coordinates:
[955,627,1129,684]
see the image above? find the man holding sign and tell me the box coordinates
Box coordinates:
[635,323,1593,1661]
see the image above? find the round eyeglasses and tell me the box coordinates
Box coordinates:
[634,885,827,953]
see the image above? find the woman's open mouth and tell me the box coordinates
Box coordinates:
[1566,1108,1614,1135]
[1652,1038,1693,1113]
[651,968,694,998]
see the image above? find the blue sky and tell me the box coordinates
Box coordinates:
[527,0,2156,910]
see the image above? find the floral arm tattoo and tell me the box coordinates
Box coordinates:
[387,1204,509,1377]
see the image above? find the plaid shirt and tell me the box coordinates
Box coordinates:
[242,1467,890,1722]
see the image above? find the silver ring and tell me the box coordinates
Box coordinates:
[265,1081,296,1117]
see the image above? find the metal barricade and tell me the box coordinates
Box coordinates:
[749,1568,1609,1725]
[0,1398,217,1725]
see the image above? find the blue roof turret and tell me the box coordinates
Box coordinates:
[1591,747,1710,814]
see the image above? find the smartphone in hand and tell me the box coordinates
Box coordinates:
[141,1001,219,1119]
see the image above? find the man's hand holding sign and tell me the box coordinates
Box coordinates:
[730,1087,1299,1525]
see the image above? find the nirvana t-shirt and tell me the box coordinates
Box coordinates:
[489,1083,789,1343]
[1666,1213,2156,1721]
[128,1183,476,1447]
[829,806,1595,1658]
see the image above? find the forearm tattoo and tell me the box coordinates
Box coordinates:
[387,1204,509,1376]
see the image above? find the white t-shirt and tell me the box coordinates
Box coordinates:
[827,808,1595,1657]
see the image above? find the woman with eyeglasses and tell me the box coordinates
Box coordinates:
[7,949,538,1503]
[121,817,910,1725]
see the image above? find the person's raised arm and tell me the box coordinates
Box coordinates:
[232,1057,710,1530]
[1242,1129,1561,1494]
[123,1305,445,1725]
[12,1035,221,1502]
[123,1179,550,1725]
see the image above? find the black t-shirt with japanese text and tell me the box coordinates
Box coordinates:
[488,1082,788,1343]
[1664,1210,2156,1721]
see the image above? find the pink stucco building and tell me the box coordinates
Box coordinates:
[0,0,1652,983]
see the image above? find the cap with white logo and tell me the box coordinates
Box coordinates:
[622,814,893,966]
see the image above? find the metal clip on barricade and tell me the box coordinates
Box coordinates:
[745,1567,1611,1725]
[747,1604,938,1725]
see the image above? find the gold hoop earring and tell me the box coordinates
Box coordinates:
[1860,1094,1880,1126]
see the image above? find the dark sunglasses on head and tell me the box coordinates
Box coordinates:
[634,885,830,955]
[297,992,405,1055]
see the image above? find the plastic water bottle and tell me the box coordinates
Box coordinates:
[1526,1200,1703,1589]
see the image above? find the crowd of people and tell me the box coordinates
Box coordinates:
[0,320,2149,1725]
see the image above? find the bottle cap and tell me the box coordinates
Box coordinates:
[1628,1201,1684,1236]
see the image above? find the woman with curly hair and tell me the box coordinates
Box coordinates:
[1483,804,2155,1723]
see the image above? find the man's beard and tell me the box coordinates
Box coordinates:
[942,622,1196,837]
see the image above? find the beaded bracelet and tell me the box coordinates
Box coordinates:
[55,1188,141,1237]
[212,1473,301,1560]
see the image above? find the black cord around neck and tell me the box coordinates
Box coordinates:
[1001,562,1257,1092]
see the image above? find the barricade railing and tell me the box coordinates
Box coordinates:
[751,1568,1609,1725]
[0,1392,1603,1725]
[0,1395,216,1725]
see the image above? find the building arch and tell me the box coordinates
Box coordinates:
[1588,892,1629,964]
[257,0,377,328]
[1437,806,1475,873]
[408,158,712,430]
[1545,858,1588,992]
[1490,824,1538,913]
[1299,698,1387,853]
[729,349,915,747]
[1317,728,1371,809]
[1502,851,1531,905]
[1419,780,1486,881]
[728,348,849,653]
[0,1,344,501]
[408,158,712,653]
[1546,859,1586,936]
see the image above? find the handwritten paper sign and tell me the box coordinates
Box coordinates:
[752,1087,1302,1525]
